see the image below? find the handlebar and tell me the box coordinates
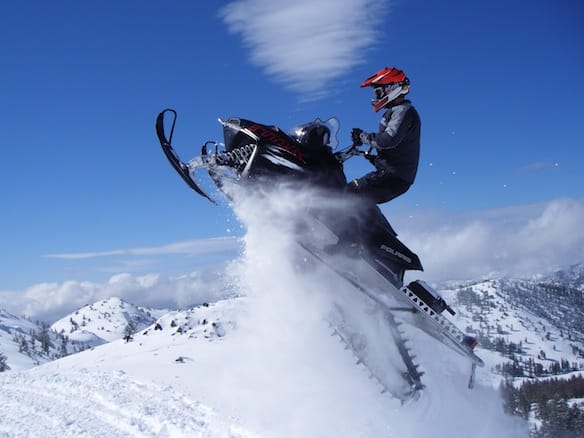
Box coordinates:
[334,143,376,163]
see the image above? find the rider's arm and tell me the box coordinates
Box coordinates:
[372,103,414,150]
[358,102,415,150]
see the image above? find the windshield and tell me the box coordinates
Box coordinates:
[289,117,340,150]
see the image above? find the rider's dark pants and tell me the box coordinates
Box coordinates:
[335,172,411,245]
[347,172,411,204]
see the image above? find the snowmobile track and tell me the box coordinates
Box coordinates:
[298,241,424,401]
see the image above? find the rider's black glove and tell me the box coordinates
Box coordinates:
[351,128,363,146]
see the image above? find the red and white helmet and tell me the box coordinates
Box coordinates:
[361,67,411,112]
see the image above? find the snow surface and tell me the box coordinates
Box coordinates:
[0,367,252,437]
[0,188,530,437]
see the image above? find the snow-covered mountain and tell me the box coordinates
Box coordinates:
[2,263,583,436]
[543,262,584,289]
[0,297,171,372]
[433,269,584,436]
[438,275,584,382]
[50,297,164,346]
[0,309,88,371]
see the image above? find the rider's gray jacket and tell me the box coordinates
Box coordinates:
[367,100,421,184]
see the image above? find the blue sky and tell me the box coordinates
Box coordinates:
[1,1,583,318]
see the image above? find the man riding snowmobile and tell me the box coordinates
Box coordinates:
[350,66,421,204]
[326,67,422,256]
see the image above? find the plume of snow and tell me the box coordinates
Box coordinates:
[199,184,527,437]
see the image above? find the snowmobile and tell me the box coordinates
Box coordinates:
[155,108,484,400]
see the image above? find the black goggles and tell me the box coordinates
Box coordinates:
[374,86,386,99]
[374,82,402,99]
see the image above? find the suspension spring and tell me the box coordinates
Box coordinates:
[212,144,257,167]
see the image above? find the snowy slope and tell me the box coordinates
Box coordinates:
[0,299,253,437]
[0,294,527,437]
[51,297,161,346]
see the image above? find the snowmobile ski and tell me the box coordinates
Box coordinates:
[156,109,217,203]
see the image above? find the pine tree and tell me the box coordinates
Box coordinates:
[124,319,137,340]
[36,323,52,354]
[0,351,9,372]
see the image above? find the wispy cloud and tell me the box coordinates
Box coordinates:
[44,237,240,260]
[220,0,389,99]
